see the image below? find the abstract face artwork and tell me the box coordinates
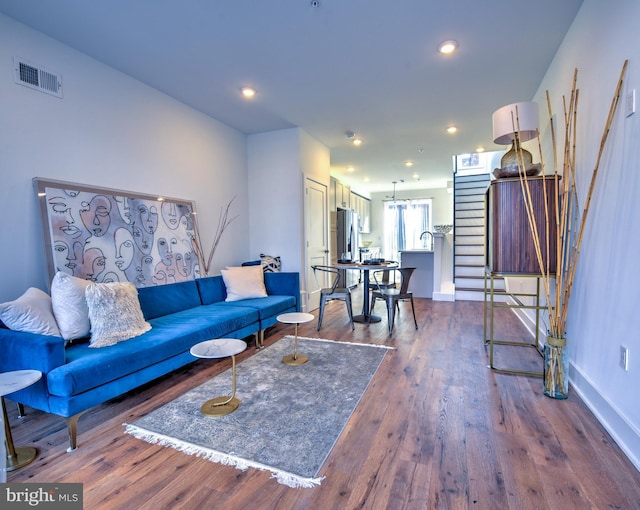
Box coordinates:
[36,179,199,287]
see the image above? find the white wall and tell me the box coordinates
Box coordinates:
[0,14,250,302]
[247,127,330,306]
[247,128,303,274]
[535,0,640,469]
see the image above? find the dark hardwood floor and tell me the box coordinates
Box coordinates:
[5,289,640,509]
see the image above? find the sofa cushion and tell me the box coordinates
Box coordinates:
[196,275,227,305]
[51,272,91,341]
[85,282,151,348]
[0,287,61,337]
[47,304,259,397]
[217,295,296,320]
[137,280,202,320]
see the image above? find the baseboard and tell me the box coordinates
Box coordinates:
[569,362,640,473]
[432,291,455,302]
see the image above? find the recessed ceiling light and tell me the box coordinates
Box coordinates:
[345,131,363,146]
[438,40,458,54]
[405,161,414,167]
[446,125,458,134]
[347,166,355,173]
[476,146,485,153]
[240,87,256,98]
[412,173,420,180]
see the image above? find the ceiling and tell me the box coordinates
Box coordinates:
[0,0,583,194]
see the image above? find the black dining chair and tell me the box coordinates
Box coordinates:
[369,267,418,335]
[312,265,355,331]
[368,261,398,292]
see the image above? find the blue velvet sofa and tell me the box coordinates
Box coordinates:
[0,272,300,451]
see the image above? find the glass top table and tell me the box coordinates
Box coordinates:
[332,262,398,323]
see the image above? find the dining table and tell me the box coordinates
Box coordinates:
[333,261,398,323]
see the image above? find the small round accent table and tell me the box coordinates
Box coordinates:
[277,312,314,365]
[1,369,42,473]
[190,339,247,417]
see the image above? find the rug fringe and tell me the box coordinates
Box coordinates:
[291,336,396,350]
[124,423,324,489]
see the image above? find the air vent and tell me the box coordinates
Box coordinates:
[14,57,63,98]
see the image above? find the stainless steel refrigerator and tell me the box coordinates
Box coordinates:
[336,208,360,288]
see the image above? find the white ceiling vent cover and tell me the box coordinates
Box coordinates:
[14,57,63,98]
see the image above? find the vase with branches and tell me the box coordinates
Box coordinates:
[191,197,238,277]
[511,61,627,398]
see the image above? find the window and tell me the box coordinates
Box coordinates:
[383,198,432,261]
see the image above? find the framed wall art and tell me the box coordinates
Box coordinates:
[34,178,199,287]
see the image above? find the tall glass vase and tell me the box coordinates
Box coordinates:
[544,332,569,399]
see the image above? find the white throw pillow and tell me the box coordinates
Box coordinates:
[85,282,151,348]
[51,271,91,341]
[221,265,268,302]
[0,287,61,337]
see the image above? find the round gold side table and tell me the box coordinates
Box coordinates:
[189,339,247,417]
[277,312,314,365]
[1,369,42,474]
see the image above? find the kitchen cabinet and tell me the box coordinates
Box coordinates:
[330,177,350,210]
[351,192,371,233]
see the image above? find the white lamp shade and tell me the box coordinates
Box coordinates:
[492,101,539,145]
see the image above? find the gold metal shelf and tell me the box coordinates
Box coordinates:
[483,267,548,377]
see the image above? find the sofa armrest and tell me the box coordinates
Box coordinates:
[0,328,66,374]
[264,272,301,312]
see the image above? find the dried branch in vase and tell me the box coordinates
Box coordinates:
[510,61,627,397]
[192,197,238,277]
[511,60,627,337]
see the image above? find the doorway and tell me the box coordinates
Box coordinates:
[304,178,328,312]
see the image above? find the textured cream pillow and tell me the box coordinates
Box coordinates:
[51,272,91,341]
[85,282,151,348]
[221,265,268,302]
[0,287,61,337]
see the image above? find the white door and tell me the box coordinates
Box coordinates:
[305,178,328,312]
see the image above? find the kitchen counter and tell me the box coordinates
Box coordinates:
[399,250,434,298]
[399,233,454,301]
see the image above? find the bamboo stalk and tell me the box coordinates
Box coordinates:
[512,108,554,321]
[560,60,627,331]
[546,90,562,334]
[557,84,578,333]
[554,72,579,333]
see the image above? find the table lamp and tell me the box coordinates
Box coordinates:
[492,101,540,178]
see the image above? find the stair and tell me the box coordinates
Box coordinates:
[453,173,504,301]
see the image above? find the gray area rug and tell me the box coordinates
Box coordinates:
[124,336,391,488]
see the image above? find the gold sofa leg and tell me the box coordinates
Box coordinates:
[66,413,84,452]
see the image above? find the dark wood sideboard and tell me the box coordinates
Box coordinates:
[486,176,558,275]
